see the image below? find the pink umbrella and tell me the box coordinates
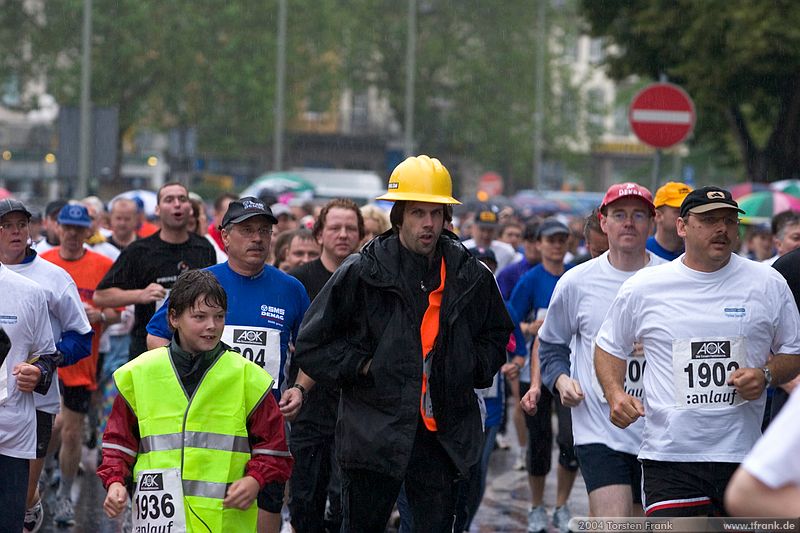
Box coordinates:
[729,182,769,200]
[0,187,11,199]
[737,191,800,225]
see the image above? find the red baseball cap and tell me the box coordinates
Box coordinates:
[600,182,655,215]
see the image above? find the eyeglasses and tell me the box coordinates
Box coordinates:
[688,213,740,227]
[0,221,29,232]
[235,226,273,237]
[608,211,650,223]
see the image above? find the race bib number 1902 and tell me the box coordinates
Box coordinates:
[672,336,746,410]
[132,468,186,532]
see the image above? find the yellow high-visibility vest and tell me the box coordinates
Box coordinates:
[114,346,275,532]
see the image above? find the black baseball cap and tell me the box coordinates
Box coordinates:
[679,186,745,218]
[219,197,278,229]
[468,246,497,266]
[0,198,32,219]
[45,199,68,218]
[536,218,570,240]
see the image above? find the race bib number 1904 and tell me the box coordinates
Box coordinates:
[672,337,746,410]
[132,468,186,532]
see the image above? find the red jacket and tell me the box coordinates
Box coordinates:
[97,392,293,490]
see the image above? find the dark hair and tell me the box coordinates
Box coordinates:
[213,193,238,212]
[167,270,227,328]
[772,210,800,237]
[189,197,204,234]
[584,207,604,241]
[499,221,523,237]
[389,201,454,231]
[313,198,365,240]
[157,182,188,204]
[272,230,296,267]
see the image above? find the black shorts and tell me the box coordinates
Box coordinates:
[35,410,55,459]
[641,460,738,517]
[574,443,642,503]
[60,383,92,414]
[519,381,578,476]
[257,481,286,513]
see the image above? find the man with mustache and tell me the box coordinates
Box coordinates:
[595,186,800,518]
[294,155,514,532]
[145,197,310,533]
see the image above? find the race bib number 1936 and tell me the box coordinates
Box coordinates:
[672,337,746,410]
[132,468,186,532]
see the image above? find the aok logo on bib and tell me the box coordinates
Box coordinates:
[235,329,266,346]
[138,472,164,491]
[673,337,746,410]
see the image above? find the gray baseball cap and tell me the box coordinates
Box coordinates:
[0,198,32,220]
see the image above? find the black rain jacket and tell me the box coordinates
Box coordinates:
[294,230,513,477]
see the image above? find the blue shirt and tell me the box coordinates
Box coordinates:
[508,263,571,383]
[483,304,527,428]
[646,235,683,261]
[497,258,538,300]
[146,262,310,399]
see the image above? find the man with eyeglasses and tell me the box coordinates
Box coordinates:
[94,182,216,361]
[595,186,800,518]
[145,197,310,533]
[534,182,666,519]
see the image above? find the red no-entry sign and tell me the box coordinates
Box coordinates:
[629,83,696,149]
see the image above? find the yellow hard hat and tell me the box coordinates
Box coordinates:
[376,155,461,204]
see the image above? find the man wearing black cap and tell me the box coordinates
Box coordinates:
[595,186,800,517]
[461,204,517,273]
[144,196,310,533]
[94,182,216,361]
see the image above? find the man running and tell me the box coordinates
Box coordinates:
[595,186,800,517]
[525,183,666,518]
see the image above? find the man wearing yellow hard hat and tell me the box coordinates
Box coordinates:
[294,155,514,531]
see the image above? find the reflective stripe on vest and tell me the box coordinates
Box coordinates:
[113,346,273,532]
[420,258,446,431]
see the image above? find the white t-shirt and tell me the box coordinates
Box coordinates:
[0,265,57,459]
[596,253,800,462]
[742,387,800,488]
[538,251,667,455]
[7,255,92,414]
[206,233,228,264]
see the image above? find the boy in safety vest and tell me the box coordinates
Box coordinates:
[97,269,293,532]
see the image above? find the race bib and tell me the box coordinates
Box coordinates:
[222,325,281,388]
[591,342,646,404]
[132,468,186,532]
[155,289,171,315]
[672,336,746,409]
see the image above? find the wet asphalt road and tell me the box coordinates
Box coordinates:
[38,413,589,532]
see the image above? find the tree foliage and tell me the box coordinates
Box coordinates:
[581,0,800,182]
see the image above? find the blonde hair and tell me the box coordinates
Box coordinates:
[360,204,391,234]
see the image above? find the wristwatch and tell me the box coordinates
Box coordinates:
[292,383,308,403]
[761,366,773,388]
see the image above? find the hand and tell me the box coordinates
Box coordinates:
[520,386,540,415]
[138,283,167,305]
[501,362,520,380]
[728,367,767,401]
[279,387,303,421]
[12,363,41,392]
[607,390,645,429]
[780,374,800,394]
[554,375,585,407]
[103,482,128,518]
[223,475,260,509]
[83,304,103,324]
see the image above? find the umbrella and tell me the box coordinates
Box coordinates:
[737,191,800,225]
[240,172,315,199]
[770,179,800,198]
[729,182,769,200]
[0,187,11,200]
[111,190,158,217]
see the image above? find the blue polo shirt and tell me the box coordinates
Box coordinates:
[646,235,683,261]
[147,262,310,399]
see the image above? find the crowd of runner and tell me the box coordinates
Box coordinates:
[1,154,799,532]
